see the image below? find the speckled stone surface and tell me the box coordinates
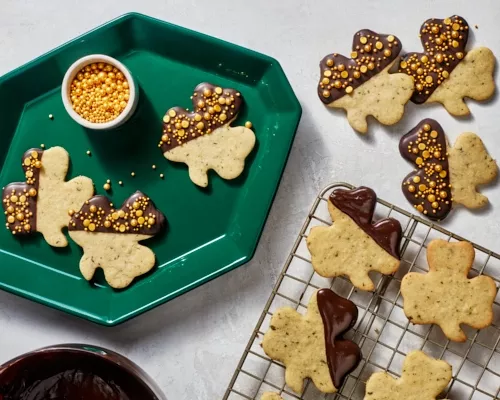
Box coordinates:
[0,1,499,399]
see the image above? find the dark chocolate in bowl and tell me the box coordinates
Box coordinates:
[0,344,165,400]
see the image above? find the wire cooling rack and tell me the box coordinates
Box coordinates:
[224,182,500,400]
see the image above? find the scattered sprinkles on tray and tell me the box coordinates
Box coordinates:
[70,62,130,123]
[400,119,452,219]
[318,30,402,102]
[391,15,469,103]
[159,83,243,151]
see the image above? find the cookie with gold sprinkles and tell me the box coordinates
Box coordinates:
[318,30,414,134]
[2,146,94,247]
[68,191,166,289]
[400,119,497,220]
[159,82,256,187]
[391,15,495,116]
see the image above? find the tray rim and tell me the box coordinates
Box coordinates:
[0,12,302,326]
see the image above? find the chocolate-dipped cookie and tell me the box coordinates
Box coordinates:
[159,83,255,187]
[262,289,361,394]
[392,16,495,115]
[400,119,497,221]
[307,187,402,291]
[318,30,414,133]
[2,147,94,247]
[68,191,166,289]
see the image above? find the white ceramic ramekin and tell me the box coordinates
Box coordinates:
[61,54,139,130]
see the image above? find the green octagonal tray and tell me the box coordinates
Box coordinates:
[0,13,301,325]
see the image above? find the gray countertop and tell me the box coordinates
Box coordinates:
[0,1,499,399]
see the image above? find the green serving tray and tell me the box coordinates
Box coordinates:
[0,13,301,325]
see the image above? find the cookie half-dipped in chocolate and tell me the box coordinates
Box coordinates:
[2,147,94,247]
[391,16,469,104]
[307,186,402,291]
[317,31,414,134]
[317,289,362,389]
[329,187,402,259]
[2,149,43,235]
[160,83,255,187]
[68,191,166,289]
[262,289,361,394]
[400,119,452,220]
[400,119,497,220]
[318,30,402,103]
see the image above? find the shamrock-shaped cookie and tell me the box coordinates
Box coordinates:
[68,191,166,289]
[400,119,497,220]
[364,350,452,400]
[159,83,256,187]
[262,289,361,394]
[2,147,94,247]
[401,240,496,342]
[318,30,414,133]
[391,15,495,116]
[307,187,402,291]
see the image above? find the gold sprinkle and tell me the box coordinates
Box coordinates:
[387,35,395,42]
[163,115,170,123]
[245,121,253,129]
[86,150,91,156]
[88,223,96,232]
[413,176,420,183]
[169,109,176,117]
[119,224,126,233]
[375,41,383,50]
[131,172,135,177]
[326,59,334,67]
[345,86,353,94]
[160,173,164,179]
[103,183,111,191]
[360,36,368,44]
[49,114,54,120]
[416,157,423,165]
[351,51,358,59]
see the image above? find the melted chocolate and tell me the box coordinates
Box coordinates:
[2,149,43,236]
[399,119,452,221]
[160,83,243,152]
[318,30,402,103]
[390,15,469,103]
[0,349,158,400]
[317,289,361,389]
[330,187,402,259]
[68,191,166,235]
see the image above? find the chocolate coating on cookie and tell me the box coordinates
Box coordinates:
[400,119,452,220]
[160,83,243,152]
[390,15,469,103]
[2,149,43,235]
[317,289,361,389]
[330,187,402,259]
[69,191,166,235]
[318,30,402,103]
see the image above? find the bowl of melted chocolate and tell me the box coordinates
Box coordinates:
[0,344,165,400]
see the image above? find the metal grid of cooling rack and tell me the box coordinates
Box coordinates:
[224,182,500,400]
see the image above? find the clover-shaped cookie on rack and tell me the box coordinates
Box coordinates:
[262,289,361,394]
[307,187,402,291]
[401,240,496,342]
[391,15,495,116]
[364,350,452,400]
[159,83,256,187]
[68,191,166,289]
[318,30,414,133]
[2,147,94,247]
[400,119,497,221]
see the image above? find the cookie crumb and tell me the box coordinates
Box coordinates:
[475,24,478,29]
[49,114,54,120]
[245,121,253,129]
